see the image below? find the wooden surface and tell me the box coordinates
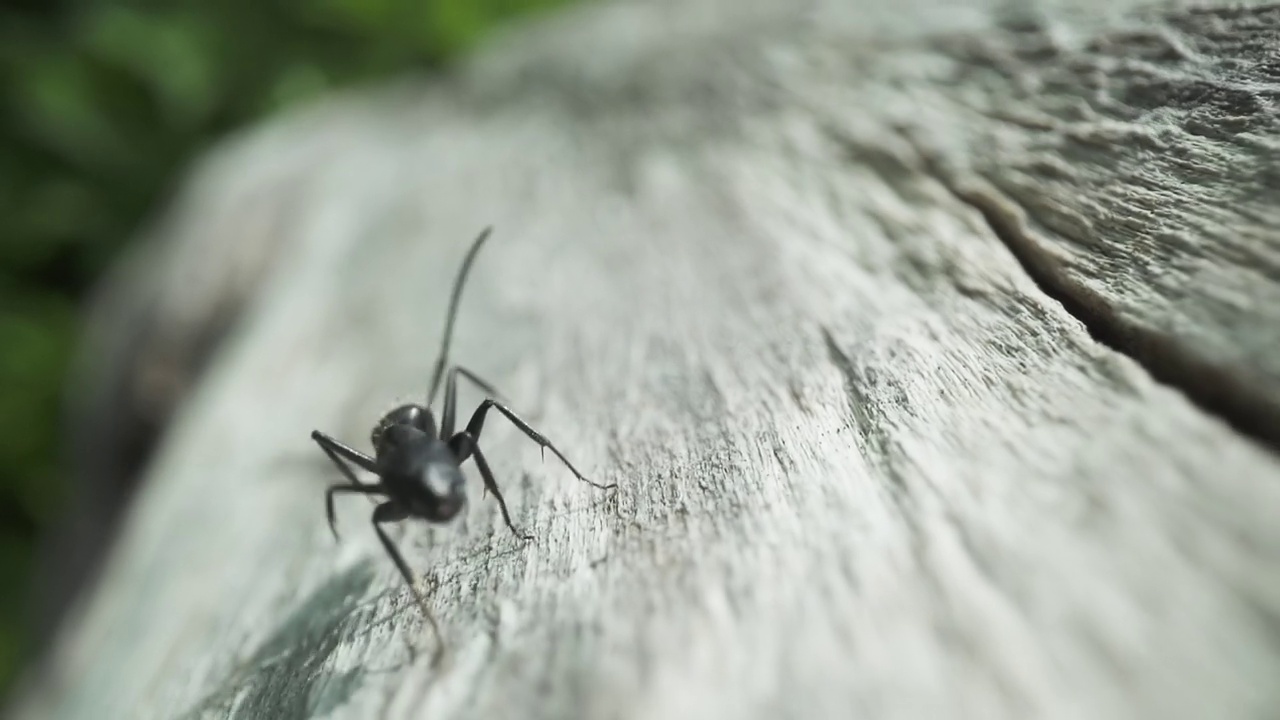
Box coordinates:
[11,0,1280,718]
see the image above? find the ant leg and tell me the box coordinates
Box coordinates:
[311,430,377,484]
[464,400,616,490]
[372,502,444,659]
[440,364,506,440]
[448,432,531,541]
[426,227,494,409]
[454,366,505,403]
[440,368,460,441]
[326,483,386,540]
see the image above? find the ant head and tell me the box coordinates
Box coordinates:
[376,420,467,522]
[406,452,467,521]
[371,403,436,453]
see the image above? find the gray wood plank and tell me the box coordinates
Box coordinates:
[907,3,1280,444]
[11,1,1280,719]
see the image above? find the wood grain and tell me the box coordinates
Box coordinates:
[923,3,1280,446]
[11,1,1280,719]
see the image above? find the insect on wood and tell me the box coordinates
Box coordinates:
[309,227,615,660]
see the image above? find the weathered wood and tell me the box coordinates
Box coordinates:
[921,4,1280,445]
[36,130,313,647]
[11,1,1280,719]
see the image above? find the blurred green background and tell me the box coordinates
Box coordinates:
[0,0,576,697]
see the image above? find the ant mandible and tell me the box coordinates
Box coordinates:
[309,227,614,655]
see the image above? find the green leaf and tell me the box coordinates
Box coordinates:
[0,290,76,523]
[82,7,222,130]
[9,52,128,171]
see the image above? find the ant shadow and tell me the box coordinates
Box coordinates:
[177,562,405,720]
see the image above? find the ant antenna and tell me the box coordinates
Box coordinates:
[425,226,493,409]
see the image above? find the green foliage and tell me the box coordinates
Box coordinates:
[0,0,581,698]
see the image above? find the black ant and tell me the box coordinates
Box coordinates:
[310,227,614,658]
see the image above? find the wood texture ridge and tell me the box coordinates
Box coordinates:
[922,3,1280,448]
[11,1,1280,719]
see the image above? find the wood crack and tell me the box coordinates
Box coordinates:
[936,171,1280,455]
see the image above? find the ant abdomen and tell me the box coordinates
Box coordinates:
[371,403,436,453]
